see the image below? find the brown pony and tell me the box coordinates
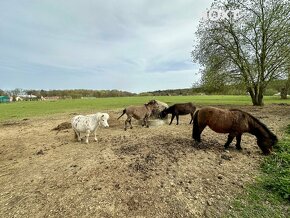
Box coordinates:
[192,107,278,155]
[117,100,158,130]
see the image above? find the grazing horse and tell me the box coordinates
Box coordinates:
[117,100,158,130]
[192,107,277,155]
[160,102,196,125]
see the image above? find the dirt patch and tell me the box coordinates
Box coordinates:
[1,119,30,127]
[0,105,289,217]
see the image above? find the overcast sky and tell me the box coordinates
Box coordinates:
[0,0,212,93]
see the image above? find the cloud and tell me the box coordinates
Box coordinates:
[0,0,212,92]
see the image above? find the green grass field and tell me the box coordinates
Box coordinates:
[226,125,290,218]
[0,95,289,122]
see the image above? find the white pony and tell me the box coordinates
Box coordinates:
[71,113,109,143]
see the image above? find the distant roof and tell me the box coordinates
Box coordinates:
[18,94,37,98]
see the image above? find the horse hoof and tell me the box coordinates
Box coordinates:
[193,137,201,142]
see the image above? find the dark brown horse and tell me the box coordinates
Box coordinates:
[192,107,278,155]
[160,102,196,125]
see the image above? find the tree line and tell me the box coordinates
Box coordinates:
[140,79,288,96]
[1,79,288,100]
[0,89,136,99]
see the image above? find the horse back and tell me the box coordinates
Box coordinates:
[72,114,98,132]
[198,107,249,133]
[171,102,196,115]
[127,105,150,120]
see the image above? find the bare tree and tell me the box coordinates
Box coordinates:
[0,89,6,96]
[193,0,290,105]
[5,88,25,98]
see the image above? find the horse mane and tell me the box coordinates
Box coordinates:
[230,109,277,140]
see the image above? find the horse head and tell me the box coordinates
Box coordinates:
[159,108,168,119]
[257,134,278,155]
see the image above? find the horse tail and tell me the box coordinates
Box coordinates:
[117,109,126,120]
[193,110,199,127]
[192,110,201,142]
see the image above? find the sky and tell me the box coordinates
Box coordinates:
[0,0,212,93]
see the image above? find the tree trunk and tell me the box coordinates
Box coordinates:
[249,86,264,106]
[251,94,264,106]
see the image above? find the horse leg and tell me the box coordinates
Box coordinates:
[129,119,133,129]
[189,113,194,124]
[74,130,81,142]
[235,134,242,150]
[124,118,129,131]
[85,130,91,144]
[124,120,127,131]
[94,130,98,142]
[145,116,149,128]
[176,115,179,125]
[124,115,132,130]
[141,118,145,127]
[169,114,175,125]
[224,133,235,150]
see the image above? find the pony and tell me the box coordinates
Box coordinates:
[117,100,158,130]
[192,107,277,155]
[72,112,109,144]
[160,102,196,125]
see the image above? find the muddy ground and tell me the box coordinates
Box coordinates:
[0,105,289,218]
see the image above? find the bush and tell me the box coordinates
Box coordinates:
[264,88,278,96]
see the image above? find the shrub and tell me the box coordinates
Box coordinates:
[264,88,278,96]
